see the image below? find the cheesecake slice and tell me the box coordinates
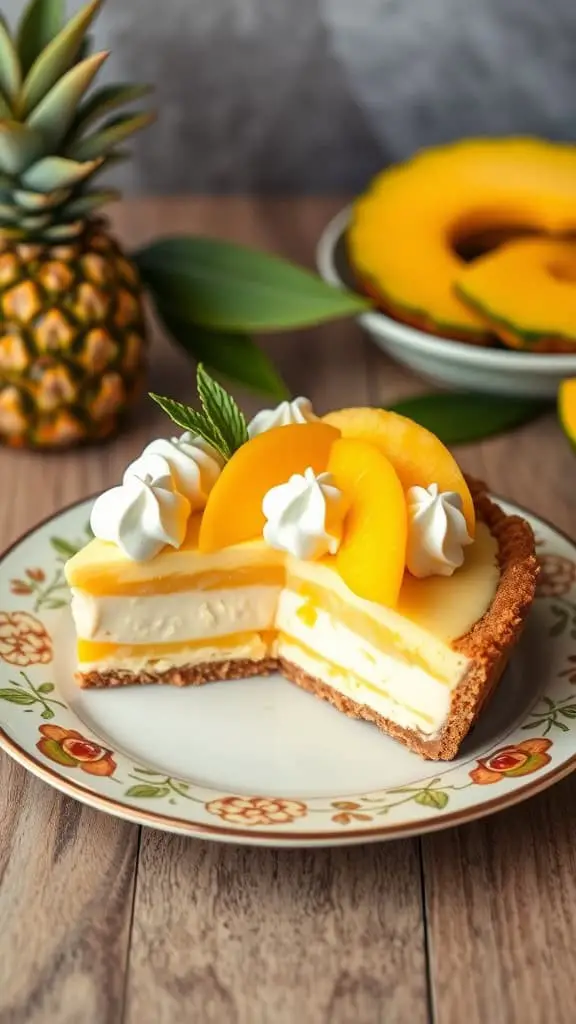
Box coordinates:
[65,476,536,760]
[65,372,538,760]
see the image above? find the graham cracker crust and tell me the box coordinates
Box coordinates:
[77,477,538,760]
[78,658,279,689]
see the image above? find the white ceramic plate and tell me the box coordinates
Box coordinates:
[316,206,576,399]
[0,497,575,848]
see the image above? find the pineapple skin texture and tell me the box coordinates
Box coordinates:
[0,221,148,449]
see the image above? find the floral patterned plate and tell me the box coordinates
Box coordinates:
[0,496,575,848]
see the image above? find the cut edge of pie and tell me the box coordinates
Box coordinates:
[70,477,538,761]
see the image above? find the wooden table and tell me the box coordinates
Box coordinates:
[1,198,575,1024]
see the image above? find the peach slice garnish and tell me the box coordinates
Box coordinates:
[328,437,407,606]
[199,422,340,552]
[323,407,475,535]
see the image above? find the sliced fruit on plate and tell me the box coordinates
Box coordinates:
[327,437,407,606]
[455,238,576,353]
[323,407,475,535]
[558,378,576,449]
[199,422,340,551]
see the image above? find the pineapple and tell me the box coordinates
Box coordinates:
[0,0,153,448]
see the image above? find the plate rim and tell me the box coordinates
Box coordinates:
[0,491,574,848]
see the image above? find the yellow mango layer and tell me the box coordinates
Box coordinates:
[75,564,286,598]
[78,630,276,664]
[66,521,285,595]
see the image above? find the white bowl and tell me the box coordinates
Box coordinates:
[316,206,576,399]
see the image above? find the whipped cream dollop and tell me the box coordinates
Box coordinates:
[248,397,318,438]
[90,456,191,562]
[406,483,473,578]
[125,432,223,510]
[262,467,345,560]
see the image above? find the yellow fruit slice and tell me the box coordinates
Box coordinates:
[323,407,475,536]
[455,238,576,352]
[328,437,407,606]
[199,422,340,552]
[558,378,576,449]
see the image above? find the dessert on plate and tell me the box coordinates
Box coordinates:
[65,367,538,760]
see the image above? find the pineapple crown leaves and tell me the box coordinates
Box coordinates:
[150,365,250,462]
[0,0,154,242]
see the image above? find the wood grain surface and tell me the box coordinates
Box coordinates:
[0,198,574,1024]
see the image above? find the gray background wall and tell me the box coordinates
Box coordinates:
[6,0,576,193]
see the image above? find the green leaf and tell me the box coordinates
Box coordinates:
[42,598,68,610]
[0,15,22,103]
[13,187,69,210]
[125,784,169,799]
[22,155,101,192]
[197,363,249,455]
[134,236,370,332]
[21,211,51,231]
[388,393,549,446]
[414,789,449,810]
[67,111,155,161]
[172,780,189,791]
[0,203,18,222]
[20,0,103,116]
[154,305,288,399]
[17,0,64,77]
[62,188,120,219]
[37,682,54,693]
[148,393,227,458]
[70,82,152,135]
[522,719,548,731]
[560,706,576,719]
[0,122,44,176]
[40,707,54,719]
[0,89,12,118]
[42,220,84,240]
[40,737,77,765]
[0,689,36,705]
[50,535,79,557]
[27,51,108,148]
[90,148,130,177]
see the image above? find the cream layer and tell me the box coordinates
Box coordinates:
[71,585,279,645]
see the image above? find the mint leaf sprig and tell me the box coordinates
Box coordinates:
[150,364,250,461]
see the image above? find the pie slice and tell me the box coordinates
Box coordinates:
[65,379,538,761]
